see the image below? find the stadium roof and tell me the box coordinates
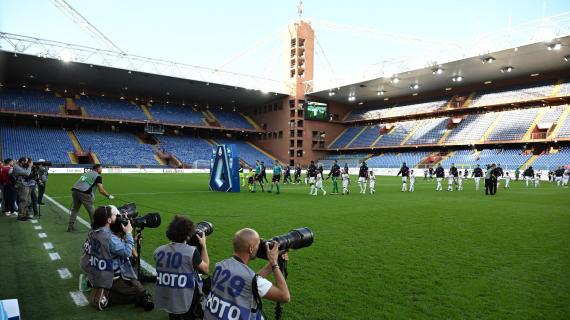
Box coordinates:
[0,49,288,108]
[310,36,570,105]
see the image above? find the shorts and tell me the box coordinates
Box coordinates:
[272,175,281,183]
[401,177,408,182]
[309,177,316,184]
[358,177,367,183]
[315,181,323,188]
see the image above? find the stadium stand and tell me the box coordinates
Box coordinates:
[531,148,570,170]
[540,105,566,125]
[486,108,540,141]
[468,82,556,108]
[556,112,570,138]
[374,120,417,146]
[444,113,499,143]
[405,117,449,145]
[156,135,212,165]
[0,123,73,164]
[77,95,148,121]
[214,138,273,167]
[74,129,157,166]
[441,149,531,169]
[330,126,365,149]
[367,151,431,168]
[319,153,368,168]
[345,99,447,121]
[0,88,65,114]
[210,110,255,130]
[349,125,382,148]
[148,103,205,126]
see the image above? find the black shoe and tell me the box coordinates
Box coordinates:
[136,294,154,311]
[17,217,28,221]
[39,202,46,206]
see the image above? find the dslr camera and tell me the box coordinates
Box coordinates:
[111,203,161,233]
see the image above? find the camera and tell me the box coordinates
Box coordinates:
[188,221,214,247]
[112,203,161,232]
[256,227,314,260]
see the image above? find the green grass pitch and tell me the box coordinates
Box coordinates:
[1,173,568,319]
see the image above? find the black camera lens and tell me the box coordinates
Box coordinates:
[256,227,314,260]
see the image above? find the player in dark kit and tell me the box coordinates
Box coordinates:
[396,162,410,192]
[357,161,369,194]
[450,163,459,190]
[435,164,445,191]
[294,165,302,184]
[472,164,483,190]
[283,165,292,184]
[428,167,434,181]
[327,160,341,194]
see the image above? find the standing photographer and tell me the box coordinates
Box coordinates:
[12,157,33,221]
[204,228,290,320]
[1,159,16,216]
[153,216,210,320]
[80,205,154,311]
[68,164,114,232]
[36,159,49,205]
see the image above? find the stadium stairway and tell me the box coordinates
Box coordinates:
[240,113,263,130]
[345,127,368,148]
[400,122,421,145]
[520,154,539,169]
[140,104,155,121]
[548,105,570,138]
[523,107,548,140]
[202,110,221,127]
[462,92,477,107]
[67,130,82,152]
[550,79,564,97]
[481,113,504,142]
[328,127,348,148]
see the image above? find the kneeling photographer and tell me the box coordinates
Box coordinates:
[80,205,154,311]
[153,216,211,320]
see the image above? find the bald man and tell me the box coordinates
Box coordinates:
[204,228,290,320]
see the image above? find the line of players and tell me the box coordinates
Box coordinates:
[239,159,569,196]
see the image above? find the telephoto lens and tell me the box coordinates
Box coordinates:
[189,221,214,248]
[257,227,314,260]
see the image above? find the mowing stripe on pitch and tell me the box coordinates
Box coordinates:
[69,291,89,307]
[44,194,157,276]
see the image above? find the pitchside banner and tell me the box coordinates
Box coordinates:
[209,144,240,192]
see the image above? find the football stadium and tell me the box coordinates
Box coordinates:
[1,1,570,319]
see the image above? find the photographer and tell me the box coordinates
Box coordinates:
[1,158,16,216]
[12,157,33,221]
[68,164,114,232]
[153,216,210,320]
[80,205,154,311]
[36,159,49,205]
[204,228,290,320]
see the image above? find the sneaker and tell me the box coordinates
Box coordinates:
[16,216,29,221]
[89,288,109,311]
[39,202,46,206]
[79,273,91,292]
[4,212,10,217]
[323,191,327,195]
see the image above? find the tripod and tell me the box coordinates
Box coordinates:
[274,255,289,320]
[134,226,157,283]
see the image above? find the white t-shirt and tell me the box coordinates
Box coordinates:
[257,276,273,298]
[342,173,349,183]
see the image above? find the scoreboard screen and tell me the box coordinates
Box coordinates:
[304,101,329,121]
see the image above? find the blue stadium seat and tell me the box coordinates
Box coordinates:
[0,88,64,114]
[0,124,73,164]
[156,135,212,164]
[210,110,254,130]
[149,103,205,126]
[74,129,157,166]
[214,139,273,167]
[78,96,148,121]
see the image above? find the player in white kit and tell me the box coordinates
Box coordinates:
[409,170,416,192]
[369,170,376,195]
